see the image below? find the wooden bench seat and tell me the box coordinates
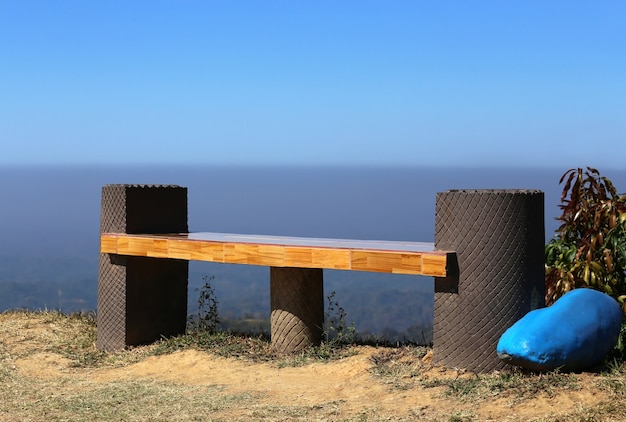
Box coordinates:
[100,232,451,277]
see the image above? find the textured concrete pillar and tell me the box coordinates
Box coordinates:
[433,189,545,372]
[97,184,189,351]
[270,267,324,353]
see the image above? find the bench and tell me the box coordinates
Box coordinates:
[100,232,451,276]
[97,184,545,372]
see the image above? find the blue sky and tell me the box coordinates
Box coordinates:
[2,1,625,168]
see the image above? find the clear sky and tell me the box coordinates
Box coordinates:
[2,1,625,168]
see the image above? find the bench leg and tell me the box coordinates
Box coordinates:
[270,267,324,353]
[97,254,188,351]
[97,184,189,351]
[433,189,545,372]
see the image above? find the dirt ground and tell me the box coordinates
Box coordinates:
[1,313,621,421]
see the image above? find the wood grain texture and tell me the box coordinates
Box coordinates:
[100,232,451,277]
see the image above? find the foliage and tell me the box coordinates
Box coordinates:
[189,275,220,333]
[545,167,626,315]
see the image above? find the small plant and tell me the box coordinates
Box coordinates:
[324,291,356,343]
[189,275,220,333]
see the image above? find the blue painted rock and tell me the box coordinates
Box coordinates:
[497,288,623,371]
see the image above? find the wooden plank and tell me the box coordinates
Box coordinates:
[352,250,424,275]
[284,246,352,270]
[224,243,284,266]
[100,232,451,276]
[168,239,224,261]
[117,236,169,258]
[100,235,118,254]
[422,253,450,278]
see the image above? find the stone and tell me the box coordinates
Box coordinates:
[497,288,623,371]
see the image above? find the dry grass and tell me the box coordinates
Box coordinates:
[0,310,379,421]
[2,310,626,421]
[370,347,580,401]
[368,346,626,421]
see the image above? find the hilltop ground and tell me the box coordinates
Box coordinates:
[1,311,625,421]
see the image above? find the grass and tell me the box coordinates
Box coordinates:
[368,345,582,402]
[153,327,359,368]
[2,309,359,370]
[0,311,229,421]
[368,346,626,422]
[3,310,626,421]
[1,375,251,421]
[423,370,580,402]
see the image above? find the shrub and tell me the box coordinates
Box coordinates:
[545,167,626,313]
